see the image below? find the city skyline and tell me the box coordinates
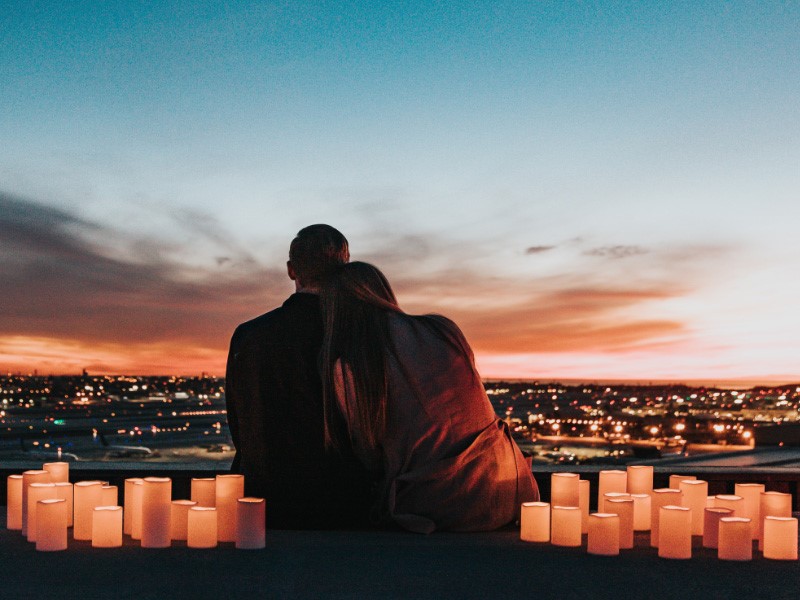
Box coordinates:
[2,2,799,382]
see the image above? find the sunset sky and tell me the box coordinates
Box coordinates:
[2,1,798,383]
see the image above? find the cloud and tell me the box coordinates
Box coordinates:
[525,245,556,255]
[584,245,649,259]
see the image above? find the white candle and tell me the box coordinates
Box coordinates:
[123,478,143,536]
[598,470,627,504]
[763,517,798,560]
[215,474,245,542]
[73,481,103,541]
[579,480,590,534]
[734,483,764,540]
[236,497,266,550]
[550,473,580,508]
[131,480,144,540]
[606,498,634,549]
[170,500,197,541]
[27,483,57,542]
[92,506,123,548]
[758,491,792,551]
[6,474,23,530]
[54,482,73,527]
[520,502,550,542]
[715,494,743,515]
[587,513,619,556]
[718,517,752,561]
[658,505,692,559]
[626,466,653,495]
[35,499,67,551]
[706,495,715,508]
[21,470,51,536]
[669,474,695,489]
[703,507,733,549]
[630,493,651,531]
[101,485,118,507]
[187,507,218,549]
[551,506,582,547]
[191,478,216,507]
[141,477,172,548]
[650,489,682,547]
[601,492,630,514]
[42,462,69,483]
[679,479,708,535]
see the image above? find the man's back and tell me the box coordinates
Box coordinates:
[226,292,373,528]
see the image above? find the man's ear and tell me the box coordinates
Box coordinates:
[287,261,297,281]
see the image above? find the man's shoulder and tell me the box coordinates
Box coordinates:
[231,294,321,352]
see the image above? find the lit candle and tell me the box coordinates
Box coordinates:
[669,474,695,489]
[734,483,764,540]
[550,473,580,507]
[630,493,651,531]
[187,507,218,549]
[170,500,197,541]
[131,480,144,540]
[21,470,51,536]
[598,470,627,503]
[650,489,682,547]
[53,483,73,527]
[236,497,266,550]
[715,494,743,515]
[101,485,118,507]
[606,498,634,549]
[601,492,630,514]
[758,491,792,551]
[579,480,590,534]
[27,483,57,542]
[35,499,67,551]
[215,474,245,542]
[658,505,692,559]
[551,506,582,547]
[520,502,550,542]
[191,478,216,507]
[73,481,104,541]
[763,517,798,560]
[587,513,619,556]
[679,479,708,535]
[703,507,733,549]
[123,478,143,536]
[626,465,653,495]
[141,477,172,548]
[718,517,752,561]
[92,506,123,548]
[42,462,69,483]
[6,475,23,530]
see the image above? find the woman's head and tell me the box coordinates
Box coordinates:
[322,261,399,313]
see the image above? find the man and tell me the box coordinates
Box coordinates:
[225,224,373,528]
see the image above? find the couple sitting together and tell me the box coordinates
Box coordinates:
[225,225,539,533]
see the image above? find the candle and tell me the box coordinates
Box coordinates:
[141,477,172,548]
[550,473,580,507]
[215,474,245,542]
[187,507,218,549]
[679,479,708,535]
[35,499,67,551]
[598,470,627,503]
[734,483,764,540]
[626,466,653,495]
[520,502,550,542]
[630,493,651,531]
[715,494,743,515]
[658,506,692,559]
[758,491,792,551]
[579,480,590,534]
[650,489,682,547]
[703,507,733,549]
[763,517,798,560]
[236,497,266,550]
[54,483,73,527]
[669,474,695,489]
[21,470,51,536]
[706,496,715,508]
[92,506,123,548]
[27,483,57,542]
[73,481,104,541]
[718,517,752,561]
[6,475,23,530]
[131,480,144,540]
[587,513,619,556]
[606,498,634,549]
[42,462,69,483]
[123,478,144,535]
[551,506,582,547]
[191,478,216,507]
[171,500,197,541]
[101,485,118,507]
[601,492,630,514]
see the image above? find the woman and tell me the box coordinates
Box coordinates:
[320,262,539,533]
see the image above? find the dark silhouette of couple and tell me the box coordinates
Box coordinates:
[226,225,539,532]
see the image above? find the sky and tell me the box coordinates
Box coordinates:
[1,1,799,383]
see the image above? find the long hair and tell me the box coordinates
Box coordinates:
[320,262,402,452]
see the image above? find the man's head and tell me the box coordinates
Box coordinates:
[288,224,350,292]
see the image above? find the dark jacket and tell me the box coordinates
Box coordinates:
[225,292,373,529]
